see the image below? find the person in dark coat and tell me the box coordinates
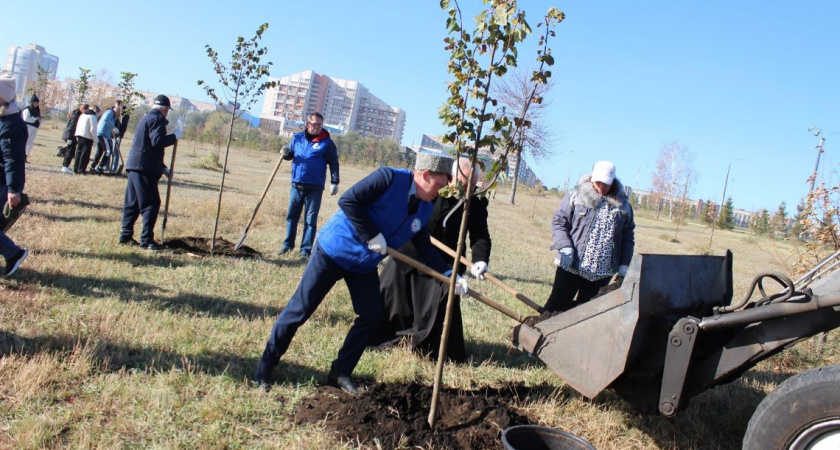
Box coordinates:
[59,105,83,171]
[0,74,29,276]
[118,95,181,250]
[254,153,469,395]
[371,157,491,362]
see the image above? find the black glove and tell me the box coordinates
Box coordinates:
[282,146,294,160]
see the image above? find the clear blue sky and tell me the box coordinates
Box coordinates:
[2,0,838,213]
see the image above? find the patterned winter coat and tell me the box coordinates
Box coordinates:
[550,174,635,274]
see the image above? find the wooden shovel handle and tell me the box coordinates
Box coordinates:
[429,236,545,313]
[385,247,525,323]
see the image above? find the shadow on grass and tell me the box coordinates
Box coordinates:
[26,211,113,223]
[166,178,246,195]
[0,329,324,384]
[589,369,798,450]
[53,249,192,269]
[260,256,309,270]
[27,268,283,320]
[467,339,545,370]
[36,197,124,212]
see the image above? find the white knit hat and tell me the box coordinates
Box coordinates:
[591,160,616,184]
[0,74,16,104]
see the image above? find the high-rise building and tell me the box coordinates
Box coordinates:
[259,70,405,143]
[2,44,59,100]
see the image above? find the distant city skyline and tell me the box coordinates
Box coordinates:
[1,1,838,214]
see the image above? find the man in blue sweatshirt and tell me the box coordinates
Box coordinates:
[277,112,340,258]
[255,153,469,394]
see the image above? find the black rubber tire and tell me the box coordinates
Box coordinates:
[743,364,840,450]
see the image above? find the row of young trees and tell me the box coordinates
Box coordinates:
[642,136,824,248]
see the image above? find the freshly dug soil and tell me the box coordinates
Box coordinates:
[293,382,536,449]
[164,236,261,258]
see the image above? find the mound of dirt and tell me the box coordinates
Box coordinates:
[164,236,261,258]
[293,382,536,449]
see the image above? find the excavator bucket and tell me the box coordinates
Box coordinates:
[511,252,732,399]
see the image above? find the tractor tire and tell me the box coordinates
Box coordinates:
[743,364,840,450]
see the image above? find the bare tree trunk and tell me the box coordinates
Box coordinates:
[429,160,475,427]
[211,90,239,254]
[509,151,521,205]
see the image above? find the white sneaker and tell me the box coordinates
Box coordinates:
[61,167,74,174]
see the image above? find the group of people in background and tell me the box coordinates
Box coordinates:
[0,80,637,394]
[58,100,129,175]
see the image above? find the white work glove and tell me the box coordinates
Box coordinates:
[455,275,470,297]
[618,265,629,277]
[470,261,488,280]
[172,128,183,140]
[555,247,573,268]
[329,184,338,196]
[367,233,387,255]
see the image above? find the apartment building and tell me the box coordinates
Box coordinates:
[2,44,59,100]
[259,70,405,142]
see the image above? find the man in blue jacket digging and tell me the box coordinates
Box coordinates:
[255,153,470,394]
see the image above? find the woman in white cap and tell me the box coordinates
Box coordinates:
[545,160,635,312]
[0,74,30,276]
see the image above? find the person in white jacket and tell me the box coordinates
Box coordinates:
[70,104,97,175]
[21,95,41,160]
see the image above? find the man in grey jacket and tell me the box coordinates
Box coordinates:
[545,160,635,312]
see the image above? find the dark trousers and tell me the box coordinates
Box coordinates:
[62,138,77,168]
[89,136,112,170]
[73,137,94,174]
[543,267,611,312]
[120,171,161,245]
[262,243,382,376]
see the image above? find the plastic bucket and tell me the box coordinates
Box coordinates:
[501,425,596,450]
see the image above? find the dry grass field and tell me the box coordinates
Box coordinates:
[1,119,837,449]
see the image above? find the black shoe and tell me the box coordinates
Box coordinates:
[94,167,103,175]
[141,241,163,251]
[276,247,292,256]
[254,357,276,392]
[4,248,28,277]
[327,368,359,395]
[119,238,140,246]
